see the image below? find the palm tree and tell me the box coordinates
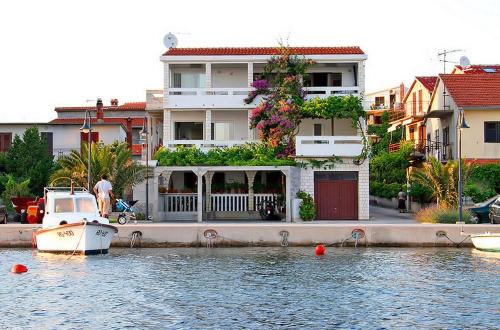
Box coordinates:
[411,157,474,208]
[50,142,145,198]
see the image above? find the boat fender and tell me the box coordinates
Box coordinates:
[59,220,67,225]
[315,244,326,256]
[11,264,28,273]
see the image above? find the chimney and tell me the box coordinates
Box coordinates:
[96,98,104,123]
[111,98,118,106]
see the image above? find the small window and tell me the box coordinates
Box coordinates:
[0,133,12,152]
[374,97,385,107]
[75,197,97,213]
[484,121,500,143]
[54,198,74,213]
[314,124,322,136]
[443,127,450,146]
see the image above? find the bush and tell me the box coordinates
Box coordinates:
[409,182,433,203]
[370,181,402,199]
[464,182,496,203]
[296,190,315,221]
[470,163,500,193]
[415,206,473,224]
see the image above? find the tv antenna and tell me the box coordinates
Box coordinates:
[437,49,463,74]
[163,33,178,49]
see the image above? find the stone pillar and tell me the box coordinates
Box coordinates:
[163,63,170,108]
[205,109,212,141]
[247,62,253,87]
[205,63,212,88]
[282,169,291,222]
[151,171,159,222]
[205,171,214,212]
[194,168,207,222]
[245,171,257,211]
[163,110,171,144]
[247,109,254,141]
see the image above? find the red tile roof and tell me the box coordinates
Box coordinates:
[439,74,500,108]
[49,117,145,128]
[454,65,500,74]
[416,76,438,92]
[55,102,146,112]
[163,46,365,56]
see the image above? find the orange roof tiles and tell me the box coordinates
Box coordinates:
[440,74,500,108]
[55,102,146,112]
[49,117,145,127]
[454,64,500,74]
[163,47,365,56]
[416,76,438,92]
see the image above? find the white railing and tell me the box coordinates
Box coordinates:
[254,194,278,210]
[166,140,253,151]
[160,193,198,212]
[211,194,248,212]
[304,86,360,99]
[165,86,361,108]
[295,136,363,157]
[166,87,257,108]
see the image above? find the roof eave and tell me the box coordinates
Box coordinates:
[160,54,367,63]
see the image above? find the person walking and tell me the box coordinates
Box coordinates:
[93,174,114,218]
[397,189,407,213]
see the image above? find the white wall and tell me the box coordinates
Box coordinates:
[211,64,247,88]
[212,110,249,140]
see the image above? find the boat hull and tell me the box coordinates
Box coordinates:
[470,234,500,252]
[36,222,118,254]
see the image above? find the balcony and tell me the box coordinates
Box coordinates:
[295,136,363,157]
[165,86,361,109]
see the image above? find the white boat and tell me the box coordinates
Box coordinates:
[36,186,118,255]
[470,232,500,252]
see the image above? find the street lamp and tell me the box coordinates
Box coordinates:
[80,110,92,191]
[140,116,149,221]
[457,108,469,223]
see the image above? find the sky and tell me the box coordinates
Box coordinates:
[0,0,499,122]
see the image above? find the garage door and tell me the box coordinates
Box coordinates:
[314,172,358,220]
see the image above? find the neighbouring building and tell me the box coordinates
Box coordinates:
[365,83,407,126]
[387,76,438,154]
[0,122,127,157]
[50,99,147,158]
[135,46,369,222]
[426,71,500,164]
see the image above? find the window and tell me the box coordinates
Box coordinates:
[484,121,500,143]
[0,133,12,152]
[374,96,385,107]
[175,122,203,140]
[331,73,342,87]
[314,124,322,136]
[54,198,74,213]
[434,129,440,144]
[172,73,205,88]
[409,127,415,140]
[211,122,233,140]
[75,197,97,213]
[412,92,417,116]
[418,90,423,113]
[443,127,450,146]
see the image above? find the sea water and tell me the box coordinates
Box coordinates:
[1,247,499,329]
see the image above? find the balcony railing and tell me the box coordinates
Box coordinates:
[165,140,253,151]
[165,86,361,108]
[295,136,363,157]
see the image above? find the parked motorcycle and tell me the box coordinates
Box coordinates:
[258,200,281,221]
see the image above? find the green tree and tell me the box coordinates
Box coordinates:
[1,175,32,211]
[411,157,474,208]
[5,126,55,196]
[367,112,403,157]
[50,141,145,198]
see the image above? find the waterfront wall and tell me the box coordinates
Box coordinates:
[1,223,497,248]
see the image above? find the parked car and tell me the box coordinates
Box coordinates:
[489,196,500,224]
[468,195,499,223]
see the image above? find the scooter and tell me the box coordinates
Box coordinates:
[258,200,281,221]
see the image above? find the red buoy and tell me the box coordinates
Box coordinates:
[11,264,28,274]
[315,244,326,256]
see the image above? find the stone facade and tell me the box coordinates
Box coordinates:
[298,158,370,220]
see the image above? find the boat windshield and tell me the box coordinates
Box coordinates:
[75,197,97,213]
[53,196,97,213]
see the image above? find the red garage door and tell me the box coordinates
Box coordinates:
[314,172,358,220]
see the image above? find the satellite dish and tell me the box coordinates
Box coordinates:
[163,33,178,49]
[459,56,470,68]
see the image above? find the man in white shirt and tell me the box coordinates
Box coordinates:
[93,174,114,218]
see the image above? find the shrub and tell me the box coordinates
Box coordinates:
[296,190,315,221]
[370,181,402,199]
[470,163,500,193]
[415,206,473,224]
[409,182,433,203]
[464,182,497,203]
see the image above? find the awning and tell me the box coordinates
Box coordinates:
[387,124,399,132]
[425,110,454,119]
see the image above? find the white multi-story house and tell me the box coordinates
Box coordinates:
[140,46,369,222]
